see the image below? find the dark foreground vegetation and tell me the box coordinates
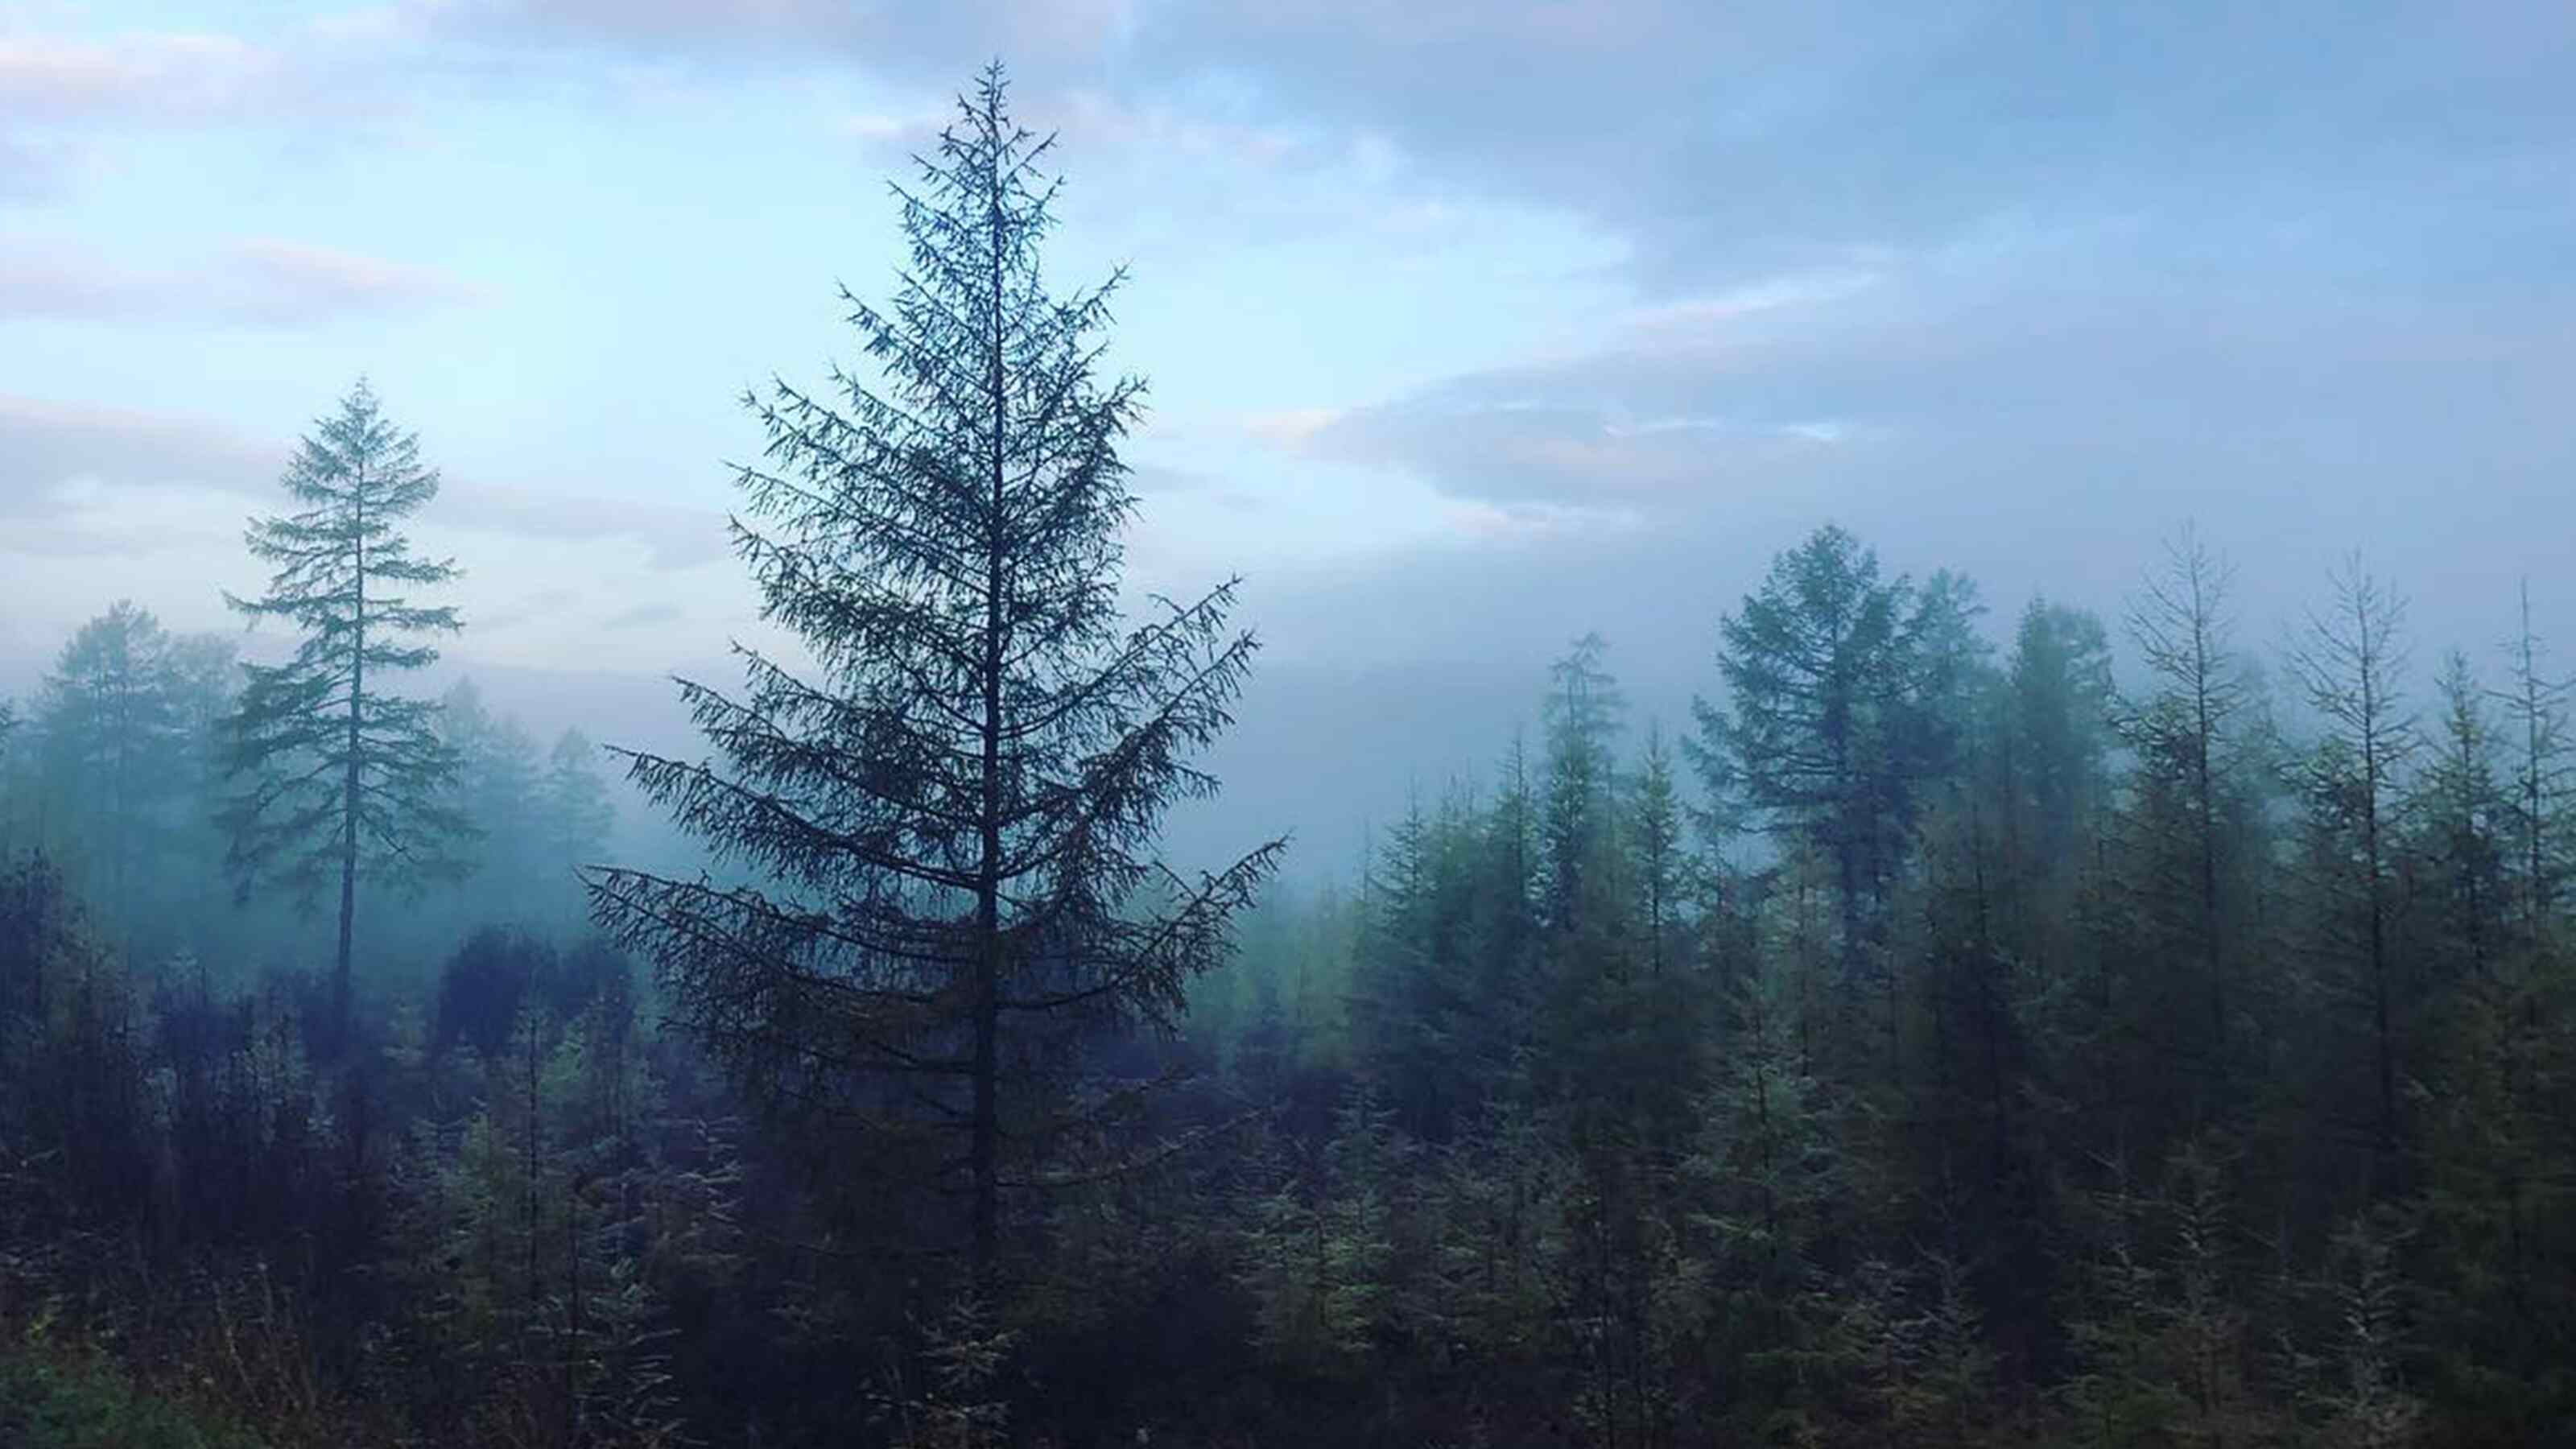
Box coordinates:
[3,67,2572,1449]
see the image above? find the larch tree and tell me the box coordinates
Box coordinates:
[221,378,471,1056]
[2414,651,2508,984]
[2290,555,2417,1166]
[584,65,1281,1279]
[2120,526,2256,1109]
[2496,580,2571,942]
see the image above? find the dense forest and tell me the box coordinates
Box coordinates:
[3,69,2573,1449]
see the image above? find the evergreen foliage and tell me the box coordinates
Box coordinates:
[584,64,1281,1280]
[220,380,472,1055]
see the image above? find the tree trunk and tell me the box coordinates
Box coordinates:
[969,116,1008,1280]
[336,489,366,1060]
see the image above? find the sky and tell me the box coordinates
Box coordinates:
[5,1,2574,869]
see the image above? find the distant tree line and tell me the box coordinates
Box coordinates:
[1168,522,2574,1446]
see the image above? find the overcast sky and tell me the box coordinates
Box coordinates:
[6,1,2573,862]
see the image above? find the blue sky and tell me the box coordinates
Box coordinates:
[5,1,2573,766]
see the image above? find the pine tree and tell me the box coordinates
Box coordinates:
[585,65,1280,1280]
[221,379,472,1056]
[34,601,188,931]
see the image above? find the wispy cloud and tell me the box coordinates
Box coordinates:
[1293,394,1847,511]
[1615,269,1884,344]
[0,134,72,200]
[412,0,1137,72]
[438,482,730,572]
[0,394,282,514]
[228,238,485,316]
[600,600,683,630]
[0,31,278,121]
[1238,409,1341,448]
[0,237,484,327]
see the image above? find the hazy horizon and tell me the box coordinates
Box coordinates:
[9,1,2574,874]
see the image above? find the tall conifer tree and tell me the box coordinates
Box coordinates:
[585,65,1279,1278]
[2291,555,2417,1166]
[2121,526,2254,1096]
[221,379,469,1055]
[1696,526,1927,976]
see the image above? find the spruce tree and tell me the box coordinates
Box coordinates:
[585,65,1279,1278]
[221,378,470,1055]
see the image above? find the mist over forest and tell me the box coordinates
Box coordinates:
[6,10,2576,1449]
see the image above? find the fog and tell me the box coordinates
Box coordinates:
[2,6,2571,1447]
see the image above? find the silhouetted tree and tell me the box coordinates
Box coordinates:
[2118,526,2264,1125]
[2290,555,2417,1169]
[1697,527,1927,974]
[221,378,473,1055]
[585,65,1279,1280]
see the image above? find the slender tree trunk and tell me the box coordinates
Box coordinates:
[336,488,366,1059]
[969,118,1008,1280]
[2352,595,2398,1163]
[2516,581,2550,938]
[2197,651,2224,1084]
[2366,728,2394,1159]
[113,687,131,936]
